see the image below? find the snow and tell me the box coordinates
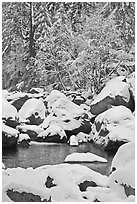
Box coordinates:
[2,123,19,138]
[2,96,18,120]
[65,153,107,163]
[2,163,6,169]
[18,134,30,142]
[18,98,46,122]
[69,135,79,146]
[91,76,130,105]
[52,98,85,119]
[38,124,67,139]
[16,124,44,134]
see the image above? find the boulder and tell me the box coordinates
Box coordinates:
[18,98,46,125]
[90,76,135,115]
[2,123,19,148]
[12,95,29,111]
[92,106,135,151]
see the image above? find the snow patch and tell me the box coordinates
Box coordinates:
[65,153,107,163]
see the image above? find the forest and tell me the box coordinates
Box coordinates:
[2,2,135,93]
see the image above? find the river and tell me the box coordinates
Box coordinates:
[2,142,114,176]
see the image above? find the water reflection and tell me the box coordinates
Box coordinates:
[2,142,114,176]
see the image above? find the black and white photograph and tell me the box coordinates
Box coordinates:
[2,1,135,202]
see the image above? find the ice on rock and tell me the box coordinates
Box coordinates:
[65,152,107,163]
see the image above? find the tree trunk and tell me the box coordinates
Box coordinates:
[29,2,36,57]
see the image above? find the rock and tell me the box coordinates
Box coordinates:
[2,124,19,148]
[12,95,29,111]
[92,106,135,151]
[18,98,46,125]
[69,135,79,146]
[6,190,51,202]
[90,76,135,115]
[72,96,85,106]
[17,134,31,147]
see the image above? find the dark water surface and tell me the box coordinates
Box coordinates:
[2,142,114,176]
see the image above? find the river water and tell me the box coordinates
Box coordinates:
[2,142,114,176]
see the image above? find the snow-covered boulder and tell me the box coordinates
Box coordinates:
[2,164,108,202]
[2,123,19,148]
[18,98,46,125]
[126,72,135,98]
[45,90,67,111]
[2,96,18,127]
[2,90,9,99]
[51,98,91,135]
[106,142,135,199]
[65,153,107,163]
[69,135,79,146]
[92,106,135,151]
[108,159,135,198]
[90,76,135,115]
[17,133,31,147]
[110,142,135,173]
[3,97,19,128]
[2,163,6,170]
[37,124,67,143]
[76,132,92,143]
[16,124,44,141]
